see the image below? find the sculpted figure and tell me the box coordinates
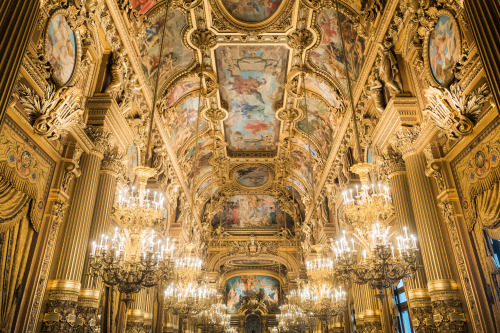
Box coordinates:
[378,41,403,95]
[105,50,126,95]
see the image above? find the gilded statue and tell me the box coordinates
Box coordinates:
[377,41,403,95]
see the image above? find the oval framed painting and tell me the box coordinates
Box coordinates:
[212,0,292,31]
[231,164,273,189]
[44,11,81,87]
[424,11,461,87]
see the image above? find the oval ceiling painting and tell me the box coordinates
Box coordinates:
[45,14,77,86]
[221,0,283,23]
[234,165,270,188]
[428,14,461,86]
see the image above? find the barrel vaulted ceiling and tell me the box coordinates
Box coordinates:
[132,0,372,223]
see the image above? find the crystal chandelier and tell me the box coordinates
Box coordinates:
[115,166,165,228]
[164,281,217,318]
[277,304,311,333]
[287,282,347,324]
[331,224,419,299]
[194,303,231,332]
[331,230,357,281]
[89,228,174,302]
[342,163,393,232]
[353,224,419,299]
[174,243,203,282]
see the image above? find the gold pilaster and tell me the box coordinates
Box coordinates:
[392,127,467,332]
[0,0,39,122]
[383,151,434,331]
[464,0,500,110]
[77,150,122,328]
[43,127,113,332]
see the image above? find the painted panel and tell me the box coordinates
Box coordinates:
[139,10,193,87]
[181,138,213,189]
[304,76,341,107]
[451,117,500,229]
[226,275,280,314]
[428,15,460,85]
[216,46,288,151]
[165,76,200,107]
[291,150,313,185]
[221,0,282,22]
[167,96,205,154]
[213,195,278,228]
[310,9,365,91]
[235,166,270,187]
[0,116,56,231]
[46,14,76,86]
[298,97,334,155]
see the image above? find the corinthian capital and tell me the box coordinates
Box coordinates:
[380,149,406,175]
[85,126,115,156]
[390,125,421,157]
[100,150,125,175]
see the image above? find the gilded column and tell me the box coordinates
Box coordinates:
[361,285,382,333]
[76,150,122,330]
[0,0,40,121]
[464,0,500,109]
[391,127,466,332]
[42,127,114,332]
[382,150,434,331]
[352,283,365,332]
[126,291,146,332]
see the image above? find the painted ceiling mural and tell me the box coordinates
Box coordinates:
[298,96,335,156]
[139,9,193,89]
[310,9,366,92]
[221,0,283,22]
[216,45,288,152]
[226,275,280,314]
[166,95,206,156]
[142,0,371,229]
[213,195,278,228]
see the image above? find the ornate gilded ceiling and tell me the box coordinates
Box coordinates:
[131,0,370,225]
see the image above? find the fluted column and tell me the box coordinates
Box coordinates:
[126,291,146,332]
[76,150,122,330]
[360,285,382,333]
[391,127,466,332]
[42,127,113,332]
[383,151,434,331]
[464,0,500,109]
[352,276,365,332]
[0,0,39,121]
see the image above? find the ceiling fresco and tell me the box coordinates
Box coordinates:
[220,0,283,23]
[216,45,288,153]
[310,9,366,92]
[213,195,278,228]
[133,0,371,227]
[139,9,193,88]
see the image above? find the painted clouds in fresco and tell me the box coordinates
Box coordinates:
[216,46,288,152]
[167,96,205,155]
[310,9,365,92]
[429,15,460,85]
[213,195,278,228]
[298,97,334,155]
[139,10,193,87]
[235,166,270,187]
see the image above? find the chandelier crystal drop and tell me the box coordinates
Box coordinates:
[89,228,175,301]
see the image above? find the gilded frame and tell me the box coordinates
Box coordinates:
[231,164,274,190]
[423,9,462,87]
[43,9,82,88]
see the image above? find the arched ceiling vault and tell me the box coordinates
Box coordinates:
[133,0,375,228]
